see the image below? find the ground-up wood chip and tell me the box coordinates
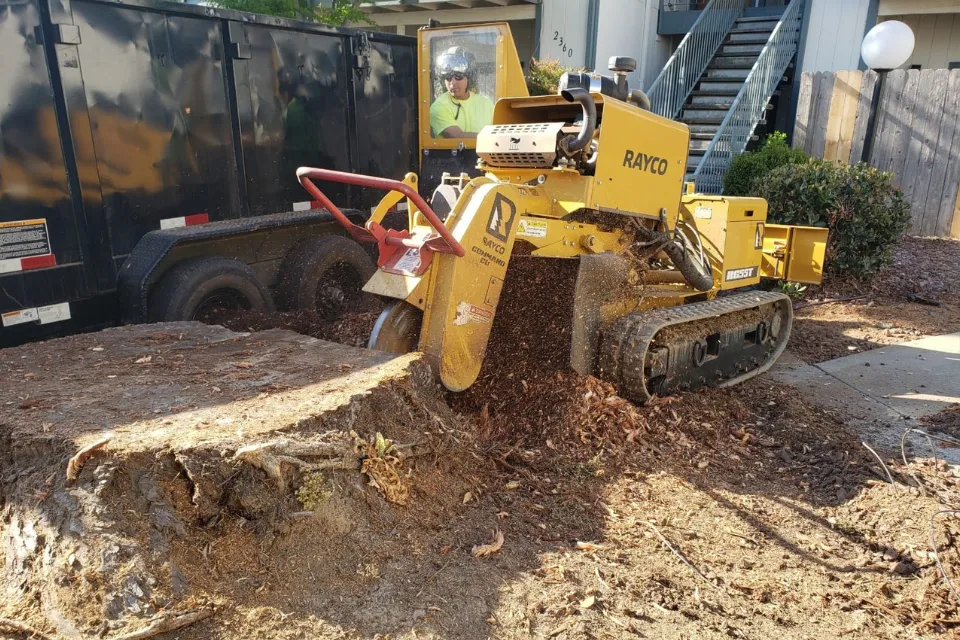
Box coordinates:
[472,529,504,558]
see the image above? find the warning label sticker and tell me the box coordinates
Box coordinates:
[1,303,71,328]
[0,219,52,261]
[454,301,493,326]
[2,308,40,327]
[516,219,548,239]
[393,248,422,273]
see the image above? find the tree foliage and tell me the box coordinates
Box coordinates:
[210,0,372,25]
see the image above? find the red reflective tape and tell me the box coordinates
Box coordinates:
[20,254,56,271]
[311,200,322,210]
[184,213,209,226]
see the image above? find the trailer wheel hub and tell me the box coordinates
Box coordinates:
[317,283,347,318]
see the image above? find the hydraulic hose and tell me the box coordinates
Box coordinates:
[634,225,714,292]
[560,88,597,152]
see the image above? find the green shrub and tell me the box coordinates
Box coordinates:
[526,58,583,96]
[756,160,911,280]
[723,132,808,196]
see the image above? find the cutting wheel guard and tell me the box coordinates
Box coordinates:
[296,167,465,271]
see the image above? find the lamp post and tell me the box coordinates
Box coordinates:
[860,21,916,165]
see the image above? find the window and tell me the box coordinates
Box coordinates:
[949,62,960,70]
[428,27,499,139]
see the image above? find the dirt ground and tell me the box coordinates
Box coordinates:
[790,236,960,363]
[3,254,960,640]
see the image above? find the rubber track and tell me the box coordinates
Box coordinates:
[598,291,793,403]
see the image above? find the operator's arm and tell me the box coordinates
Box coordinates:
[440,127,477,139]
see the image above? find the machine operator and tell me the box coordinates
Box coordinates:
[429,46,494,138]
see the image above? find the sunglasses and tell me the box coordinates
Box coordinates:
[444,73,466,81]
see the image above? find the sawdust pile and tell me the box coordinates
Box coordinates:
[444,255,960,637]
[451,255,657,450]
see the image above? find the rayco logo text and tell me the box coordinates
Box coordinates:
[622,150,669,176]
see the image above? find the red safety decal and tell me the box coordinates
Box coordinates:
[160,213,209,230]
[20,254,57,270]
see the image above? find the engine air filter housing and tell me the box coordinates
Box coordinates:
[476,122,565,168]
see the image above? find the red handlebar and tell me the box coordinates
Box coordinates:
[296,167,465,258]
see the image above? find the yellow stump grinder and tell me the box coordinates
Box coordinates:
[296,23,827,404]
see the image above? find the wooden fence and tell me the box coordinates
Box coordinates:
[793,69,960,239]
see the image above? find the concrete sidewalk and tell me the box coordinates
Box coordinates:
[769,332,960,462]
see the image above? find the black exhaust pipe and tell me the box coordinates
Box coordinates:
[560,88,597,153]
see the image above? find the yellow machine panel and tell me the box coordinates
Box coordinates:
[593,99,690,224]
[761,224,829,284]
[417,181,554,391]
[681,195,768,290]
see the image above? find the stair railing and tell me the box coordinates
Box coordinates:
[647,0,746,119]
[690,0,805,193]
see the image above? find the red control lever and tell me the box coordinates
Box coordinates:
[296,167,465,258]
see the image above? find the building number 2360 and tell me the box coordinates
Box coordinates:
[553,31,574,58]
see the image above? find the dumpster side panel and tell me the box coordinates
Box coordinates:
[232,25,353,216]
[1,0,418,347]
[0,0,88,322]
[71,1,240,260]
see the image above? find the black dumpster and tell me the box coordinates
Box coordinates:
[0,0,417,345]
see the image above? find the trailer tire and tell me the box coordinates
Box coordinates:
[148,257,274,323]
[277,235,375,319]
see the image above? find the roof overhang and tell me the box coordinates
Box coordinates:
[879,0,960,16]
[359,0,538,26]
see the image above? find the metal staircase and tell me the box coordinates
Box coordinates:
[647,0,804,193]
